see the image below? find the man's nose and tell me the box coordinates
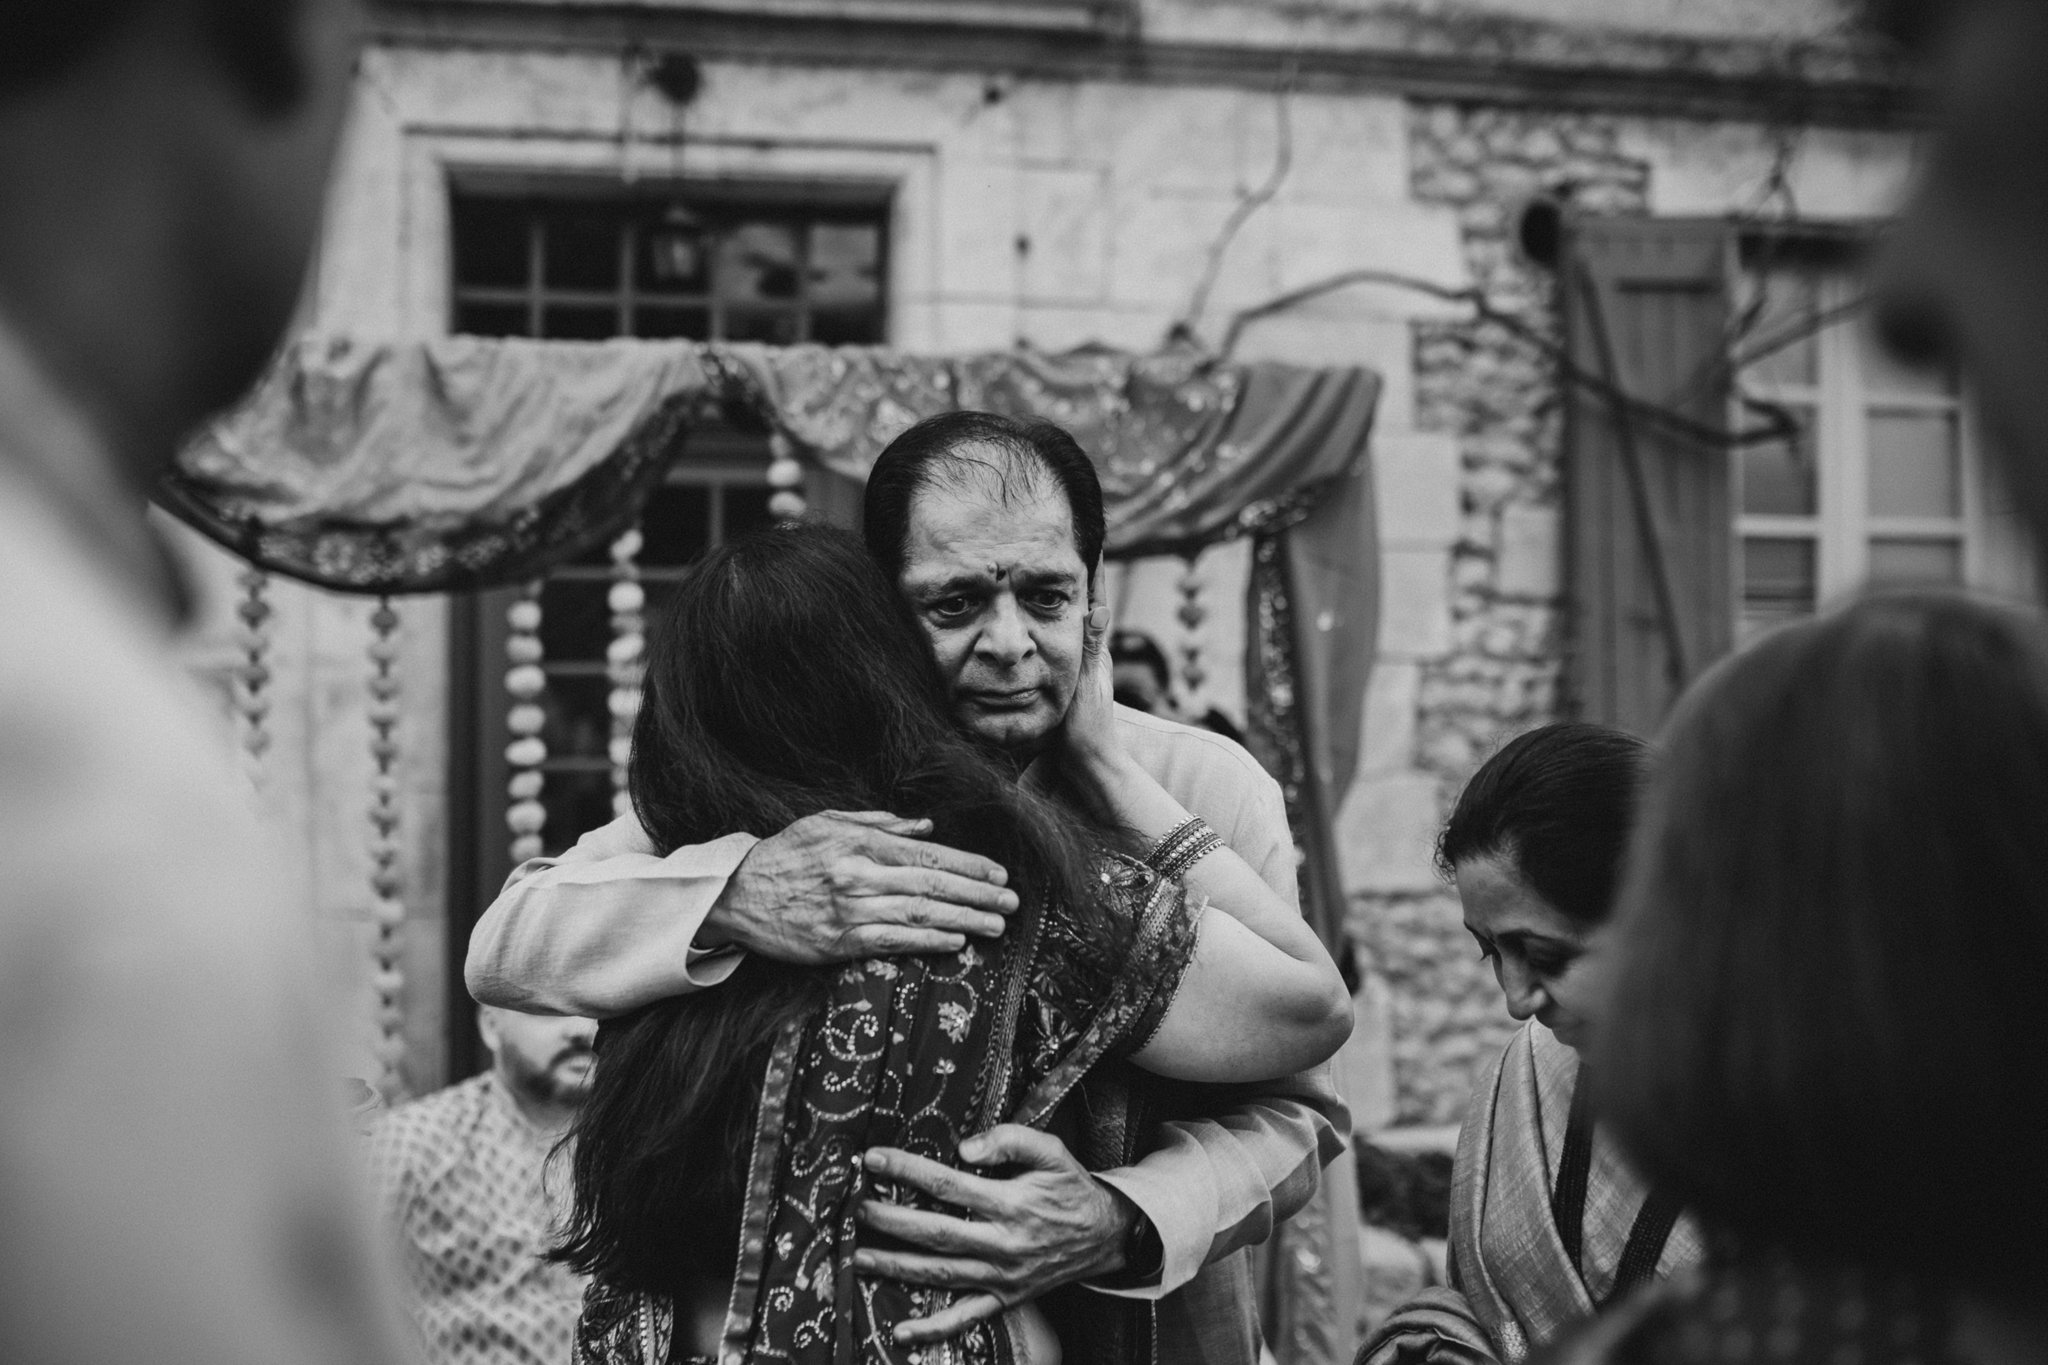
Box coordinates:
[562,1017,597,1047]
[974,597,1035,664]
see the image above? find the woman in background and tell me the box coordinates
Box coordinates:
[1358,723,1700,1365]
[1551,593,2048,1364]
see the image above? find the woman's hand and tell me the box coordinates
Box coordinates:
[1056,603,1130,799]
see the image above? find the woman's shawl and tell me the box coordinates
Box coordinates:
[576,853,1197,1365]
[1357,1024,1704,1365]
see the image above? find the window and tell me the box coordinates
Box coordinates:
[443,179,886,1073]
[1733,240,1974,642]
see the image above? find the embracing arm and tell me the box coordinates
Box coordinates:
[465,811,1018,1018]
[1059,620,1352,1085]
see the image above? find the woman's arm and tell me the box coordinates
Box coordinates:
[1059,611,1352,1083]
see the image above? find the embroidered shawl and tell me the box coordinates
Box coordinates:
[575,853,1198,1365]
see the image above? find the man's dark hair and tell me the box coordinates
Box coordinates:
[1436,722,1649,929]
[862,410,1107,583]
[1597,592,2048,1293]
[556,523,1130,1295]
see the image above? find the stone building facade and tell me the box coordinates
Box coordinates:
[167,0,1963,1134]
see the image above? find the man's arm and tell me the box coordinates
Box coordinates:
[465,810,1019,1019]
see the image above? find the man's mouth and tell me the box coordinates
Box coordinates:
[963,687,1038,711]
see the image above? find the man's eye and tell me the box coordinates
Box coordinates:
[1026,591,1069,614]
[929,597,973,620]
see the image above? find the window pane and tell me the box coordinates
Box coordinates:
[632,304,712,340]
[725,484,778,536]
[539,768,616,858]
[1742,264,1822,386]
[1741,536,1817,635]
[811,307,886,346]
[451,201,530,289]
[1859,317,1958,398]
[538,579,613,660]
[541,211,622,291]
[1867,537,1962,587]
[808,223,882,307]
[1740,403,1817,516]
[540,304,621,341]
[717,222,803,304]
[640,484,712,566]
[1867,409,1960,517]
[638,218,710,295]
[453,300,530,338]
[721,307,804,345]
[538,675,611,761]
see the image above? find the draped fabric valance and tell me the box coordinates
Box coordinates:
[159,336,1376,587]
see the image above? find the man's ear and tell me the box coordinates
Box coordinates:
[200,0,313,117]
[475,1006,501,1057]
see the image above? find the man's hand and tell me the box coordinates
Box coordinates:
[852,1125,1135,1345]
[700,810,1018,963]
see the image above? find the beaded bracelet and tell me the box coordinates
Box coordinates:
[1145,816,1223,882]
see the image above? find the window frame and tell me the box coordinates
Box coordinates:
[1733,235,1983,641]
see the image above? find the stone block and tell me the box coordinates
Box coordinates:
[1495,503,1564,600]
[1374,431,1460,549]
[1018,165,1111,305]
[1334,771,1443,895]
[1272,201,1467,315]
[1378,546,1453,660]
[1358,660,1420,775]
[1273,93,1412,206]
[936,159,1022,298]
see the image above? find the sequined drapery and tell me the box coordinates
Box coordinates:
[157,334,1378,1365]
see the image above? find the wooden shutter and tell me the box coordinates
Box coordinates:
[1563,215,1736,735]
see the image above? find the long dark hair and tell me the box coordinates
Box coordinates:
[1596,592,2048,1290]
[554,523,1117,1295]
[1437,722,1650,928]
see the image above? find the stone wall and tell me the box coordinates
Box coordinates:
[1345,106,1652,1126]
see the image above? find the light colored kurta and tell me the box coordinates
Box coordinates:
[0,319,413,1364]
[465,704,1348,1365]
[368,1073,586,1365]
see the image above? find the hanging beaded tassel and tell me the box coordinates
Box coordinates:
[366,598,407,1097]
[606,528,646,819]
[233,567,274,790]
[1176,553,1209,710]
[504,583,548,865]
[767,430,808,522]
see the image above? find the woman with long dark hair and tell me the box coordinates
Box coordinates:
[1360,723,1702,1365]
[556,524,1350,1365]
[1545,593,2048,1365]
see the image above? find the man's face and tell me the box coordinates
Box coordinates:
[896,460,1092,755]
[1874,0,2048,552]
[482,1008,596,1108]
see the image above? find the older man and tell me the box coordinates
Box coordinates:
[0,2,409,1363]
[467,410,1348,1364]
[369,1009,597,1365]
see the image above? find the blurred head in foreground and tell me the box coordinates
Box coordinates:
[1595,592,2048,1292]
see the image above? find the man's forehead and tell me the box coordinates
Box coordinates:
[900,470,1084,580]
